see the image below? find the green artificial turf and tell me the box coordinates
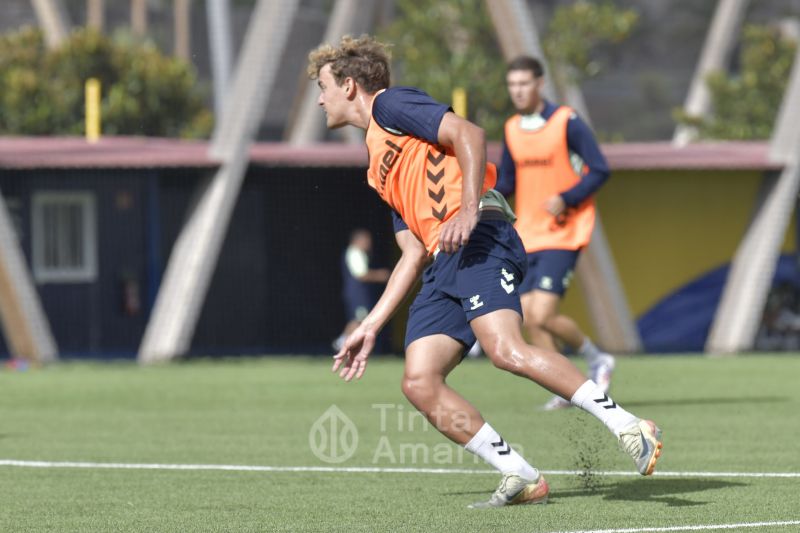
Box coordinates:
[0,354,798,532]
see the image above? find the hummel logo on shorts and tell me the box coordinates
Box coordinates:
[500,268,515,294]
[469,295,484,310]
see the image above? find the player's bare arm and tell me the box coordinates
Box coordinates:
[357,268,391,283]
[436,112,486,254]
[332,229,428,381]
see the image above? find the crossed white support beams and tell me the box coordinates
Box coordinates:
[138,0,300,363]
[485,0,641,352]
[706,41,800,354]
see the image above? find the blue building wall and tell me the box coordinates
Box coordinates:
[0,165,394,358]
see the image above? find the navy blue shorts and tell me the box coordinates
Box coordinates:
[404,217,528,349]
[517,249,580,297]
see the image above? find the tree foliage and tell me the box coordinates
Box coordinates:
[378,0,511,140]
[377,0,636,140]
[0,27,212,138]
[544,1,638,88]
[674,24,796,140]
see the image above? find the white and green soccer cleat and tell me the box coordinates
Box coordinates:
[468,473,549,509]
[619,419,663,475]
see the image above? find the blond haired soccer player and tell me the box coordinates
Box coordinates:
[499,56,615,411]
[308,35,661,509]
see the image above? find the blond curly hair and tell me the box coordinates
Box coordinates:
[307,34,391,93]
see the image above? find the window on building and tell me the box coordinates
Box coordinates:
[32,191,98,283]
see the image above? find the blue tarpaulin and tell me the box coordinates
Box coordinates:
[637,255,800,352]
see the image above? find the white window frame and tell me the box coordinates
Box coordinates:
[31,191,98,283]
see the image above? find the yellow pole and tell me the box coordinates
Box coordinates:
[85,78,101,143]
[452,87,467,118]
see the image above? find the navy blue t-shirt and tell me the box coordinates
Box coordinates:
[372,86,450,143]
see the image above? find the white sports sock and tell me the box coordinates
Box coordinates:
[570,380,638,437]
[465,423,539,480]
[578,337,601,363]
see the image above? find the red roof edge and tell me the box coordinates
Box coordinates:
[0,136,783,172]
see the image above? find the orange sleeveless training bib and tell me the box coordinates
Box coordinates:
[504,107,595,253]
[366,118,496,254]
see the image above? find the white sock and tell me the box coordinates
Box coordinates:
[578,337,601,364]
[465,423,539,480]
[570,380,638,437]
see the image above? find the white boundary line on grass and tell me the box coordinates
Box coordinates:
[551,520,800,532]
[0,460,799,478]
[3,460,796,533]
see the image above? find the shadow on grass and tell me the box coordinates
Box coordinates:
[619,396,788,408]
[443,478,746,507]
[443,488,498,497]
[552,478,747,507]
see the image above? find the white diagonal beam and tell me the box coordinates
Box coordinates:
[30,0,71,48]
[130,0,147,36]
[173,0,192,61]
[706,165,800,354]
[673,0,749,147]
[769,28,800,165]
[206,0,234,121]
[138,0,300,363]
[86,0,104,31]
[0,192,58,363]
[485,0,557,101]
[287,0,379,145]
[707,43,800,353]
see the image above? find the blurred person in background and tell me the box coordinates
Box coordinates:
[755,281,800,351]
[496,55,616,411]
[308,35,662,508]
[333,228,391,351]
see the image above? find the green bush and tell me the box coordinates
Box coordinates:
[0,27,212,138]
[544,1,638,86]
[674,24,796,140]
[377,0,636,140]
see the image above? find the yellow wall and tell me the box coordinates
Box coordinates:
[388,168,796,352]
[560,169,797,339]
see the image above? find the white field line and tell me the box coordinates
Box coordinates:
[5,460,795,532]
[550,520,800,533]
[0,460,799,478]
